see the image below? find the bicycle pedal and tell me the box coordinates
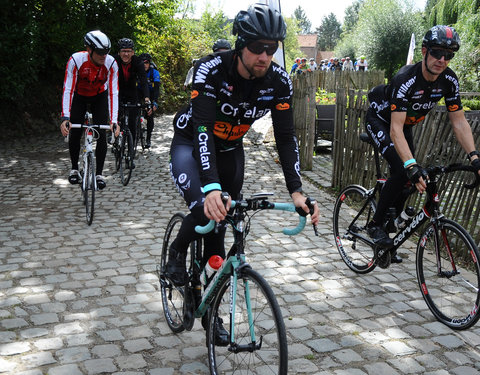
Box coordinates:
[375,248,391,269]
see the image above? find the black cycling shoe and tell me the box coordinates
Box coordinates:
[165,246,186,287]
[145,140,151,149]
[68,169,82,185]
[213,316,229,346]
[391,253,403,264]
[367,224,393,248]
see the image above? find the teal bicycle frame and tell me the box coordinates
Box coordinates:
[194,197,309,344]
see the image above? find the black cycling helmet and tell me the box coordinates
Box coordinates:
[138,53,152,63]
[212,38,231,52]
[233,4,286,50]
[84,30,111,51]
[118,38,135,50]
[422,25,460,52]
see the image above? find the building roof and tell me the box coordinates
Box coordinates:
[297,34,317,48]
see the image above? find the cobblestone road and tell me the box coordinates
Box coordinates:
[1,115,480,375]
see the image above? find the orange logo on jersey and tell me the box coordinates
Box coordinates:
[390,104,397,111]
[191,90,199,99]
[405,115,425,125]
[448,104,459,111]
[276,103,290,111]
[214,122,251,141]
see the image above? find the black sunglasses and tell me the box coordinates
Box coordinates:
[246,41,278,56]
[94,48,110,56]
[429,48,455,61]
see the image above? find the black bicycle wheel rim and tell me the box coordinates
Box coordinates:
[207,267,288,375]
[333,184,377,274]
[416,219,480,330]
[159,213,186,333]
[85,153,95,225]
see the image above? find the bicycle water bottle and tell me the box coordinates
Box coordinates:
[394,206,415,230]
[200,255,223,286]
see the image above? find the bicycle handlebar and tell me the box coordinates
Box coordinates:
[194,200,307,236]
[69,124,112,130]
[120,102,151,109]
[435,163,480,190]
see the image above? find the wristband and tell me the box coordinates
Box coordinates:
[468,150,480,161]
[404,159,416,169]
[202,183,222,194]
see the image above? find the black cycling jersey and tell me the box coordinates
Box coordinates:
[115,54,149,103]
[368,61,462,126]
[173,49,301,194]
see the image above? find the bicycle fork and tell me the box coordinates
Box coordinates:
[195,255,260,351]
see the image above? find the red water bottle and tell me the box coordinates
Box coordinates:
[201,255,223,286]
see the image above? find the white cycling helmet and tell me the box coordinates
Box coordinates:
[84,30,111,51]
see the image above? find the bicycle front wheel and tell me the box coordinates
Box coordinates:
[416,218,480,330]
[84,153,95,225]
[119,130,133,186]
[333,184,377,274]
[159,213,186,333]
[207,267,288,375]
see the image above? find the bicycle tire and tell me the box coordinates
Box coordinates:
[159,213,186,333]
[207,266,288,375]
[84,153,95,226]
[139,117,146,151]
[416,218,480,330]
[119,129,133,186]
[133,117,140,157]
[333,184,377,274]
[113,139,121,172]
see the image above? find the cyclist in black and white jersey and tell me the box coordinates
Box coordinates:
[166,4,319,288]
[365,25,480,258]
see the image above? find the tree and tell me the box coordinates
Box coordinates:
[343,0,364,34]
[293,6,312,34]
[353,0,423,79]
[316,13,342,50]
[427,0,480,91]
[283,17,302,72]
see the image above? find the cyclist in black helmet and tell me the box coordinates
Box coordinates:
[212,38,231,53]
[365,25,480,259]
[166,3,319,345]
[114,38,151,151]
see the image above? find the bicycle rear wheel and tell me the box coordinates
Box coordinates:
[83,153,95,225]
[159,213,186,333]
[416,218,480,330]
[119,129,133,186]
[207,266,288,375]
[333,184,377,274]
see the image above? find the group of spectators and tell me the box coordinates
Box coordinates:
[290,56,368,74]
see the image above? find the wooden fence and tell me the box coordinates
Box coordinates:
[332,88,480,244]
[292,70,385,170]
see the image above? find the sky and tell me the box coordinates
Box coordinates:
[190,0,428,29]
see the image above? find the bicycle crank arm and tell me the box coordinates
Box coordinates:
[228,336,262,353]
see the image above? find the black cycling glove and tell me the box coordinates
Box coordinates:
[406,164,428,184]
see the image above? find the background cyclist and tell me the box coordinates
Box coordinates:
[212,38,231,53]
[138,53,161,149]
[365,25,480,261]
[60,30,120,190]
[114,38,151,155]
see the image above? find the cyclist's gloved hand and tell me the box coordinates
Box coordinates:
[406,164,428,193]
[60,120,70,137]
[111,123,120,137]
